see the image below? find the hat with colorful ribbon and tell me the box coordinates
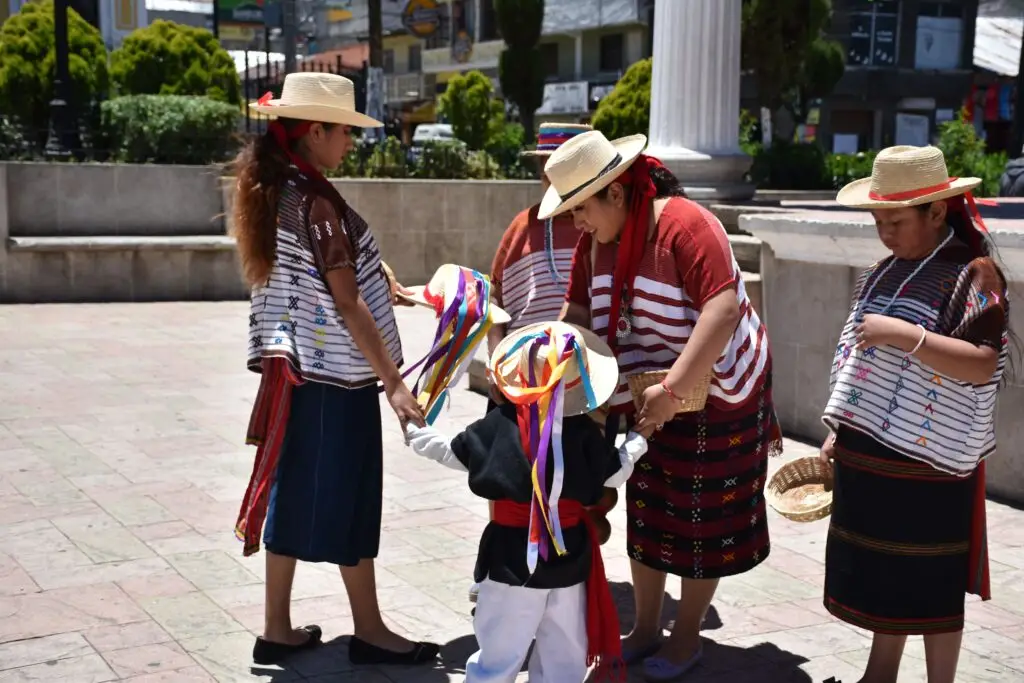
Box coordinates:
[836,146,981,209]
[488,321,618,571]
[522,122,594,157]
[400,265,509,425]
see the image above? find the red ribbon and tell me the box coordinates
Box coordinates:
[607,155,666,349]
[867,177,992,234]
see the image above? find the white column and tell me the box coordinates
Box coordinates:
[574,33,583,81]
[646,0,753,200]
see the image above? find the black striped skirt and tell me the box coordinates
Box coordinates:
[824,427,979,635]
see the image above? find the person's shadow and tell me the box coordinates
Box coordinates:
[257,584,816,681]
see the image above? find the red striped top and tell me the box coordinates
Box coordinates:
[491,205,579,334]
[566,197,769,412]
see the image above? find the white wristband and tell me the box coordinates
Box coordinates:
[908,324,927,356]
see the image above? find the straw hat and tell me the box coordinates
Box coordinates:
[836,145,981,209]
[537,130,647,219]
[490,321,619,416]
[250,72,383,128]
[521,123,593,157]
[398,263,511,324]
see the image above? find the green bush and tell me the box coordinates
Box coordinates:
[936,110,1005,198]
[749,141,831,190]
[365,136,410,178]
[413,140,468,179]
[438,70,504,150]
[111,20,241,104]
[0,0,109,147]
[827,151,876,190]
[100,95,240,164]
[592,58,651,139]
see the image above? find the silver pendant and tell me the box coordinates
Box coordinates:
[615,314,632,339]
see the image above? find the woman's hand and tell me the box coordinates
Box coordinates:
[635,383,678,435]
[387,384,426,430]
[819,431,836,465]
[854,314,917,351]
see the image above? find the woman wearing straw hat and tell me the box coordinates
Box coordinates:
[821,146,1011,683]
[484,122,592,412]
[542,130,782,681]
[231,72,439,668]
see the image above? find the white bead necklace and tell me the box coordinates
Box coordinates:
[856,230,954,321]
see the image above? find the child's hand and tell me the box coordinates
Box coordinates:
[404,424,468,473]
[603,432,649,488]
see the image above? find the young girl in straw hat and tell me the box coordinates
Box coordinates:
[231,72,439,668]
[405,321,652,683]
[822,145,1011,683]
[544,129,782,682]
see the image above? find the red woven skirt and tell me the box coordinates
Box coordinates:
[625,375,776,579]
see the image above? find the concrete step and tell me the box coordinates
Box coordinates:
[3,235,247,303]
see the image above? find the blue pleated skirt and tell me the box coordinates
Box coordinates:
[263,381,383,566]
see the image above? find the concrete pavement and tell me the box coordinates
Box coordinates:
[1,303,1023,682]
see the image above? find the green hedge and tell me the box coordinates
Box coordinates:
[99,94,239,164]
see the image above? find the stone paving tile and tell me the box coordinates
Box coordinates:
[0,302,1022,682]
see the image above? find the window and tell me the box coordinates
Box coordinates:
[408,44,422,72]
[599,33,624,73]
[383,49,395,75]
[540,43,560,80]
[846,0,899,67]
[915,1,964,69]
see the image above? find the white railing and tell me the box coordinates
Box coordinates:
[384,73,427,103]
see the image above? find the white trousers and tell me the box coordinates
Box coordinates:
[465,579,588,683]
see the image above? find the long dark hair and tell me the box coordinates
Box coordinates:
[595,162,687,202]
[230,119,333,287]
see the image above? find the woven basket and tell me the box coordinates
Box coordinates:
[766,457,835,523]
[627,370,711,414]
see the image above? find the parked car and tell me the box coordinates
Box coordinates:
[408,123,465,164]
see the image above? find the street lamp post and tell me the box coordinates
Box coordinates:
[44,0,79,160]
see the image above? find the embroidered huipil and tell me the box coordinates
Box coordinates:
[823,241,1009,476]
[566,197,770,413]
[247,168,403,386]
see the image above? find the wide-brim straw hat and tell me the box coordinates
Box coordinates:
[537,130,647,219]
[521,123,593,158]
[398,263,511,325]
[250,72,383,128]
[836,145,981,209]
[490,321,619,416]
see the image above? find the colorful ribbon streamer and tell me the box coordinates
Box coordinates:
[402,268,495,425]
[491,326,599,573]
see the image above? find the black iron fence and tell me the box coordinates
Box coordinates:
[239,52,368,136]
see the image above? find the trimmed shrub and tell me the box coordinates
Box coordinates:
[0,0,109,147]
[592,58,651,140]
[100,94,240,165]
[111,20,241,105]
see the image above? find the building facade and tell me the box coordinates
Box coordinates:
[809,0,982,152]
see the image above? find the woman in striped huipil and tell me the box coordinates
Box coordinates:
[542,131,783,682]
[484,122,592,411]
[821,146,1011,683]
[231,73,439,668]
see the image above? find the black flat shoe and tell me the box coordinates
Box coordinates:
[252,625,323,665]
[348,636,440,666]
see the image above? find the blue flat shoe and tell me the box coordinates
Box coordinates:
[642,646,703,682]
[622,641,661,666]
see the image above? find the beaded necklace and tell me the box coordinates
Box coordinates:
[855,230,954,321]
[544,218,567,284]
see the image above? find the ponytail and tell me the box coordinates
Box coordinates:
[231,131,291,287]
